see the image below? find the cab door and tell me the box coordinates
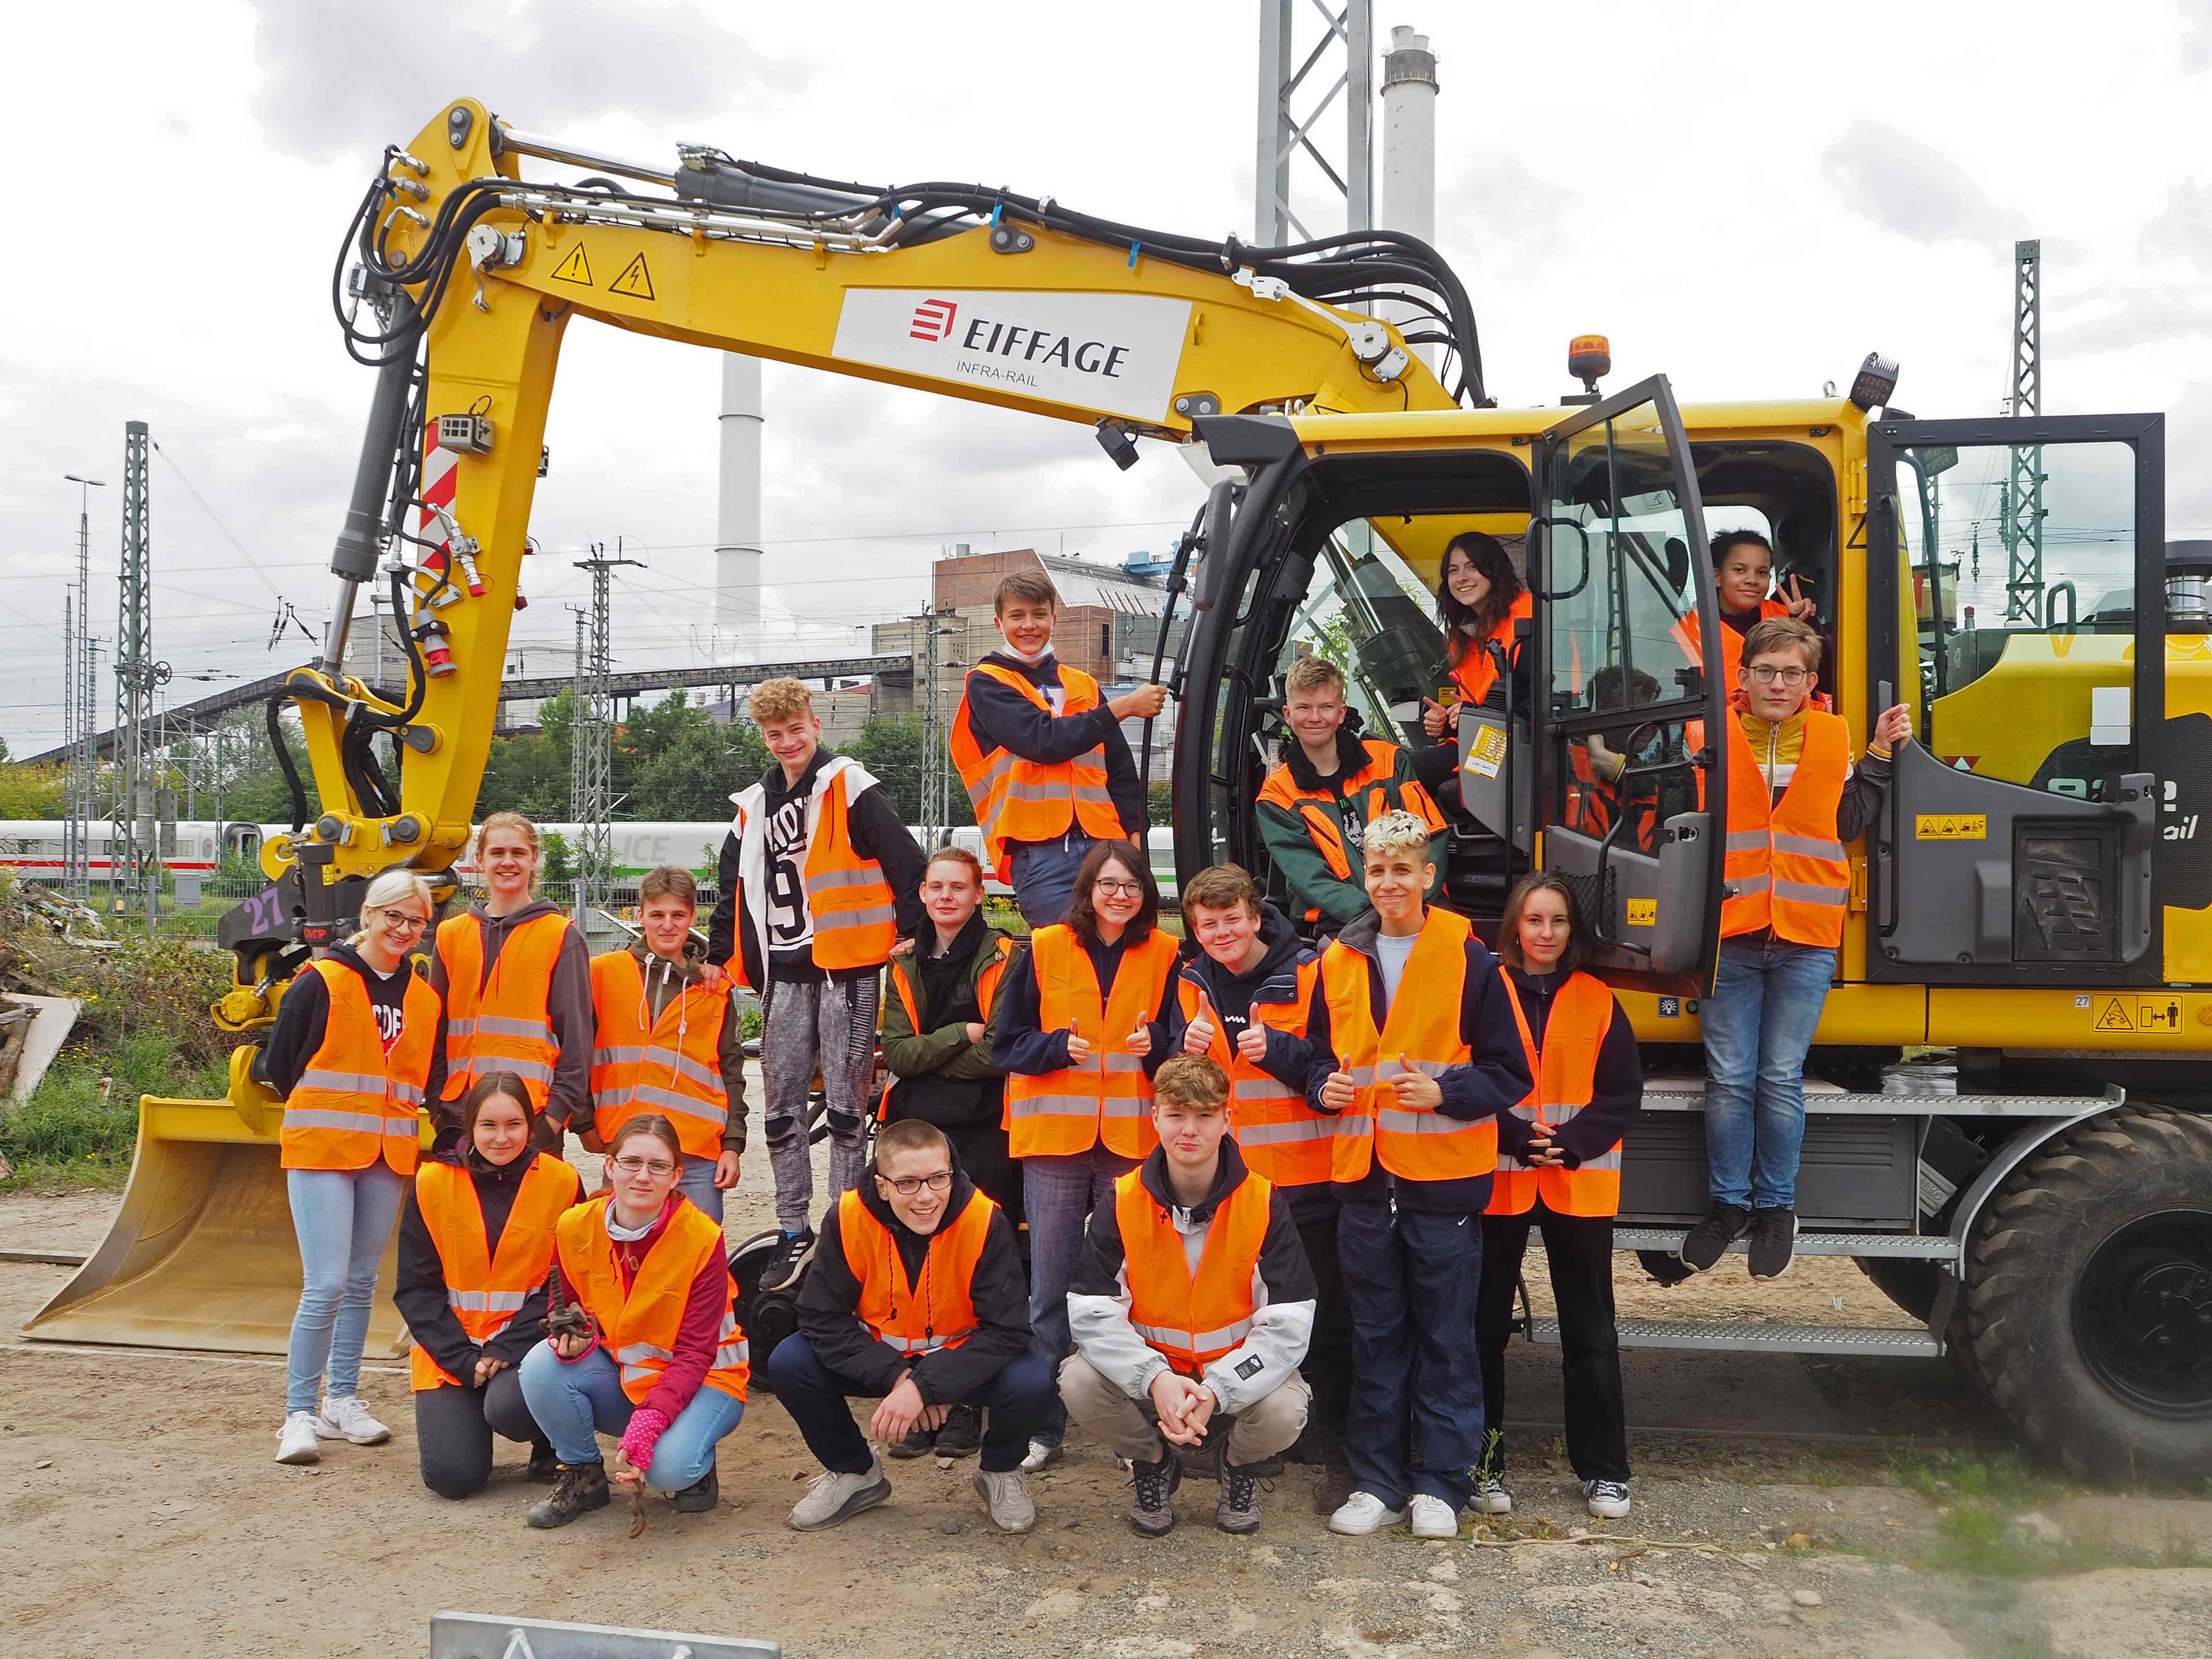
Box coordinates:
[1524,377,1728,986]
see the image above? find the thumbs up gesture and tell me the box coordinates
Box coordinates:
[1388,1058,1442,1111]
[1182,1015,1217,1055]
[1125,1023,1153,1058]
[1321,1068,1358,1112]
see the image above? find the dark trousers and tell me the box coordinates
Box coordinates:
[1337,1200,1484,1510]
[1290,1192,1352,1461]
[764,1332,1055,1475]
[413,1366,546,1500]
[1475,1202,1630,1484]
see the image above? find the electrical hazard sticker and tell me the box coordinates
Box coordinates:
[1914,814,1987,840]
[608,252,655,300]
[1626,898,1657,926]
[1462,723,1507,780]
[550,244,592,286]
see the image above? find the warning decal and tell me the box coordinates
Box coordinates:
[1626,898,1657,927]
[2093,998,2134,1032]
[1914,813,1987,840]
[1462,723,1508,781]
[609,252,655,300]
[550,244,592,286]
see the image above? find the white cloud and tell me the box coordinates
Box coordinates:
[1820,120,2014,246]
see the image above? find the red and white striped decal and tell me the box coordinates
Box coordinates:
[418,426,458,583]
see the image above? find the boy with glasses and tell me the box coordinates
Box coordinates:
[1681,618,1909,1280]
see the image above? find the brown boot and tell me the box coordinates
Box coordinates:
[526,1461,611,1528]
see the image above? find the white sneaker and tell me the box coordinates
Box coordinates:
[1407,1493,1461,1539]
[1476,1475,1514,1515]
[1020,1438,1063,1472]
[789,1455,891,1530]
[1327,1490,1407,1536]
[313,1396,391,1446]
[1583,1478,1632,1519]
[275,1410,321,1466]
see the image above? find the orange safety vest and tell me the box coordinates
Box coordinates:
[1721,708,1851,948]
[1176,959,1333,1186]
[409,1152,583,1390]
[1448,590,1533,708]
[1256,740,1447,923]
[838,1187,997,1356]
[1674,598,1787,695]
[554,1195,749,1404]
[588,950,735,1163]
[436,911,572,1109]
[1487,973,1623,1218]
[1320,906,1490,1184]
[280,957,438,1175]
[950,661,1125,881]
[1003,925,1178,1159]
[879,934,1017,1120]
[1115,1164,1272,1375]
[730,755,899,979]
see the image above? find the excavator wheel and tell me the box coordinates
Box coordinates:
[1960,1106,2212,1484]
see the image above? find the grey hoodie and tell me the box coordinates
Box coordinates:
[609,936,748,1155]
[424,896,595,1133]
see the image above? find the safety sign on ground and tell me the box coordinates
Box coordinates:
[1914,813,1987,840]
[550,244,592,286]
[609,252,655,300]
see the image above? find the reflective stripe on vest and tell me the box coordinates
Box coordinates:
[804,761,899,968]
[435,911,571,1107]
[1720,709,1852,948]
[280,957,438,1176]
[1003,926,1178,1159]
[841,1187,996,1355]
[587,950,735,1162]
[1176,960,1332,1186]
[1114,1165,1272,1375]
[555,1196,749,1404]
[1319,907,1491,1184]
[879,937,1016,1119]
[1486,972,1622,1219]
[1448,590,1533,707]
[409,1153,583,1390]
[950,661,1124,879]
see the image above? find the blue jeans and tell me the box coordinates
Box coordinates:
[1009,833,1103,928]
[676,1154,724,1226]
[1023,1145,1138,1444]
[517,1341,745,1490]
[1701,936,1837,1209]
[285,1163,407,1413]
[1338,1200,1485,1510]
[765,1332,1054,1474]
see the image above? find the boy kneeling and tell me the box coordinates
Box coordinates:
[1062,1056,1317,1536]
[768,1119,1049,1533]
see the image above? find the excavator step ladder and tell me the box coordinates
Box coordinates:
[1530,1317,1943,1360]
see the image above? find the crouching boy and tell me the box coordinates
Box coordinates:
[1061,1056,1317,1536]
[768,1119,1050,1534]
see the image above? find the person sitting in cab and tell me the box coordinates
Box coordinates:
[1676,529,1818,697]
[769,1120,1047,1535]
[879,846,1023,1228]
[1062,1056,1317,1536]
[1473,875,1643,1523]
[587,866,746,1225]
[1680,618,1909,1281]
[268,869,441,1467]
[992,839,1180,1471]
[397,1072,582,1500]
[427,811,594,1154]
[1567,666,1674,851]
[519,1114,749,1529]
[1257,655,1445,931]
[1305,812,1531,1541]
[1416,532,1530,796]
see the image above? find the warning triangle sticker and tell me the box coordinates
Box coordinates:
[550,244,592,286]
[609,252,655,300]
[2093,998,2135,1032]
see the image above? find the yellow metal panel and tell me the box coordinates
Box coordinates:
[1618,982,1925,1045]
[1928,988,2212,1051]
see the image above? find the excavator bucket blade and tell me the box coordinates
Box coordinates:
[23,1083,417,1358]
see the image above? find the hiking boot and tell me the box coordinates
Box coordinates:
[1215,1444,1262,1535]
[757,1228,816,1293]
[1678,1202,1752,1273]
[1327,1490,1407,1536]
[1475,1475,1514,1515]
[673,1467,719,1513]
[275,1410,320,1467]
[934,1403,983,1459]
[313,1395,390,1445]
[1127,1446,1183,1537]
[789,1455,891,1530]
[1584,1478,1632,1519]
[1310,1459,1356,1517]
[1748,1207,1798,1280]
[884,1425,938,1460]
[526,1441,563,1484]
[972,1467,1036,1533]
[526,1461,611,1529]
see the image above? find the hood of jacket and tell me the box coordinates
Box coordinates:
[1178,902,1310,1005]
[627,933,711,985]
[854,1143,980,1248]
[467,895,569,935]
[1134,1135,1252,1226]
[1282,725,1376,795]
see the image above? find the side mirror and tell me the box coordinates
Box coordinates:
[1194,480,1240,613]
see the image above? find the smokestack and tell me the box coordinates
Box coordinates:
[1380,25,1439,370]
[715,352,764,657]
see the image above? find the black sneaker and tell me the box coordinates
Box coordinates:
[526,1461,611,1529]
[526,1440,562,1484]
[1128,1446,1184,1537]
[1678,1202,1752,1273]
[673,1466,720,1513]
[1748,1207,1799,1280]
[1215,1443,1262,1534]
[757,1229,816,1293]
[933,1403,982,1459]
[884,1425,938,1460]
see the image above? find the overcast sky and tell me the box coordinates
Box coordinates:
[4,0,2208,755]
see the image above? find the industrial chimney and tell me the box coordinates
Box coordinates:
[715,352,764,658]
[1380,25,1439,370]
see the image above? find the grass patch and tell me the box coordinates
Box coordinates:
[0,1031,228,1190]
[1881,1450,2212,1577]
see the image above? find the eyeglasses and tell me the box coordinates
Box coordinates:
[370,906,429,934]
[1746,665,1811,686]
[611,1154,676,1177]
[882,1170,953,1196]
[1093,879,1146,897]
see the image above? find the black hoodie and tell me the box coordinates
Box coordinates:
[1163,902,1315,1090]
[392,1144,563,1382]
[794,1152,1031,1406]
[259,941,419,1099]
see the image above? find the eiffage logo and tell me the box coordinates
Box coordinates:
[909,299,958,342]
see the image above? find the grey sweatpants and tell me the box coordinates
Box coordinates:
[761,973,878,1233]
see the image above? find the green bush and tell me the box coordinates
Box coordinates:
[0,1030,228,1187]
[36,934,235,1070]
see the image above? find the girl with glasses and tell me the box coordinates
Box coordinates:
[266,869,440,1467]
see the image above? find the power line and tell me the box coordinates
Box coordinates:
[148,438,287,602]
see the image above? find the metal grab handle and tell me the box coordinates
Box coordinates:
[1875,678,1900,937]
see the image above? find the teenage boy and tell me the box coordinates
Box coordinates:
[950,569,1167,926]
[707,677,926,1291]
[1062,1055,1317,1537]
[1256,655,1446,931]
[1682,617,1909,1280]
[769,1119,1048,1535]
[585,866,747,1223]
[1306,811,1531,1540]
